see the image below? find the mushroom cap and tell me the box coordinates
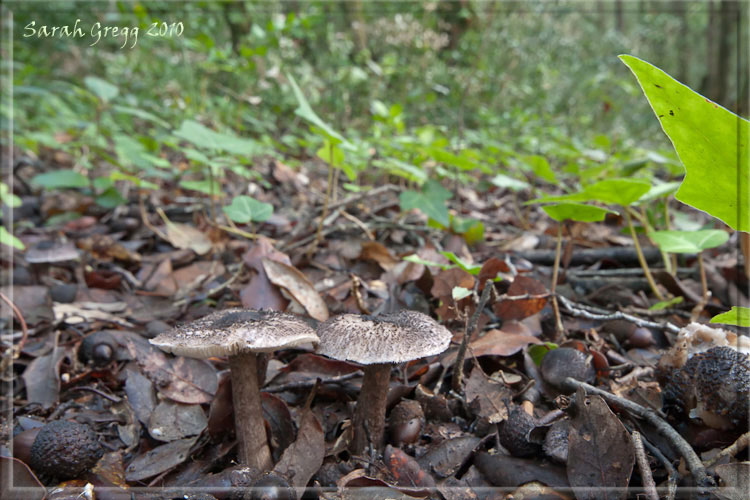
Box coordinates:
[149,309,319,358]
[316,310,452,365]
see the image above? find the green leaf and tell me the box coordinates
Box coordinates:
[84,76,119,102]
[374,158,428,184]
[542,203,615,222]
[31,169,89,189]
[112,105,169,128]
[620,55,749,232]
[490,173,529,192]
[110,171,158,190]
[649,296,684,311]
[287,73,351,147]
[0,226,24,250]
[452,286,472,301]
[96,187,127,208]
[528,343,558,366]
[529,178,651,206]
[403,254,449,269]
[439,251,481,275]
[174,120,260,156]
[399,179,452,227]
[639,181,682,202]
[179,179,223,197]
[525,155,556,183]
[316,141,344,167]
[223,195,273,223]
[0,182,21,208]
[650,229,729,253]
[711,306,750,327]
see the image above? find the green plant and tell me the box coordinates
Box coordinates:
[620,55,749,325]
[0,182,24,250]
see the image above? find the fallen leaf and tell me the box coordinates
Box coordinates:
[474,452,569,488]
[567,386,635,500]
[164,220,212,255]
[147,400,208,442]
[0,456,45,500]
[21,347,68,408]
[494,275,548,321]
[416,436,481,478]
[274,408,325,498]
[464,366,510,423]
[384,445,436,489]
[262,257,329,321]
[360,241,399,271]
[125,436,199,482]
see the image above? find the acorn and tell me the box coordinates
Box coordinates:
[388,399,424,446]
[29,420,103,479]
[540,348,595,393]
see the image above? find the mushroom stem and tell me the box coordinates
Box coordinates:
[351,362,391,455]
[229,351,273,470]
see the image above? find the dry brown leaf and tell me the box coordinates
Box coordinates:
[165,221,212,255]
[262,257,329,321]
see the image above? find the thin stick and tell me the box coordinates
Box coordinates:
[311,144,336,255]
[452,280,494,394]
[563,377,714,490]
[264,372,360,393]
[0,291,28,358]
[631,430,659,500]
[557,294,681,334]
[705,431,750,467]
[625,209,665,301]
[550,222,565,340]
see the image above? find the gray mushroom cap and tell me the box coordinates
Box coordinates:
[149,309,319,358]
[317,310,452,364]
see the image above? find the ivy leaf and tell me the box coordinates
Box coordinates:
[399,179,452,227]
[711,306,750,327]
[620,55,749,232]
[650,229,729,253]
[287,73,351,147]
[223,195,273,223]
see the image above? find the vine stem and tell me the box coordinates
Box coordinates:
[624,209,665,301]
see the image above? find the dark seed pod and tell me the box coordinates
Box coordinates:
[246,472,295,500]
[29,420,103,479]
[388,399,424,446]
[627,327,655,348]
[540,348,595,393]
[499,406,541,457]
[78,330,117,366]
[543,419,569,464]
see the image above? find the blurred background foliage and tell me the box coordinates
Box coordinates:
[4,1,748,198]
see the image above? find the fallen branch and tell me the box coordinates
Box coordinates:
[557,294,681,335]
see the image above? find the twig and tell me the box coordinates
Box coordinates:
[631,430,659,500]
[557,294,681,334]
[139,194,167,241]
[263,372,360,393]
[705,431,750,467]
[452,280,494,394]
[628,422,679,500]
[564,377,715,490]
[550,222,565,340]
[340,210,375,240]
[64,385,122,403]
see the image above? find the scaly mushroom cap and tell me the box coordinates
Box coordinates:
[150,309,319,358]
[316,310,452,364]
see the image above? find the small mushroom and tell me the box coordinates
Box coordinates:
[388,399,424,446]
[316,310,452,455]
[29,420,103,479]
[662,346,750,430]
[149,309,319,471]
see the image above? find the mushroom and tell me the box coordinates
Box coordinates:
[316,310,452,455]
[149,309,319,470]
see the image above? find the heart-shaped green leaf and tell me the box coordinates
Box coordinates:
[711,306,750,327]
[174,120,260,156]
[399,179,452,227]
[649,229,729,253]
[620,55,749,232]
[542,203,615,222]
[223,195,274,224]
